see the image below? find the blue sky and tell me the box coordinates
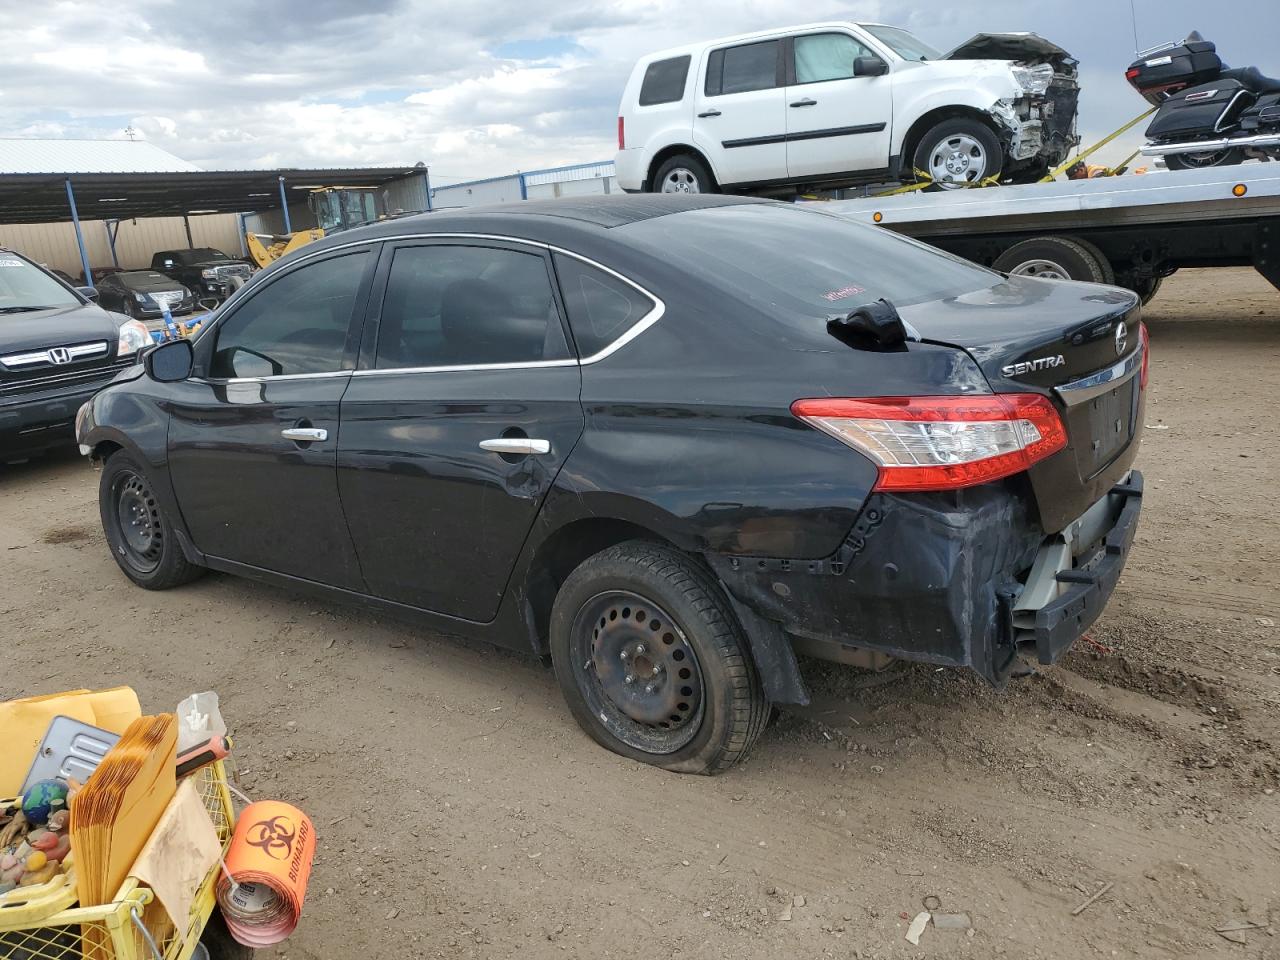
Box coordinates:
[1,1,1275,179]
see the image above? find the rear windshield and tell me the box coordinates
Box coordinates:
[0,255,80,314]
[622,204,994,317]
[639,55,691,105]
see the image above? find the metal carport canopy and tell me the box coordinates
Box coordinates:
[0,166,425,224]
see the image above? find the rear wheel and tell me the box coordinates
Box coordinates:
[1164,147,1246,170]
[651,154,716,194]
[992,236,1113,284]
[99,451,204,590]
[913,118,1003,190]
[550,541,768,775]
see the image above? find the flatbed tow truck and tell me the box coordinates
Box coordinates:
[828,162,1280,302]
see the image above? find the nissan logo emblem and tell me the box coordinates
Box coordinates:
[48,347,72,365]
[1114,322,1127,356]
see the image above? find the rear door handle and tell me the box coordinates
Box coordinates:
[282,427,328,442]
[790,98,817,107]
[697,109,722,118]
[480,438,551,456]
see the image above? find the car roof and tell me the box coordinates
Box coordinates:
[297,195,773,254]
[637,21,898,62]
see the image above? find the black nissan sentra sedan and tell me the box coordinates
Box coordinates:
[76,196,1146,774]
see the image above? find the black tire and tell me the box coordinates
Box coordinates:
[1165,147,1246,171]
[992,236,1112,284]
[99,450,204,590]
[912,118,1004,189]
[650,153,717,194]
[1128,275,1164,305]
[199,907,254,959]
[550,541,769,775]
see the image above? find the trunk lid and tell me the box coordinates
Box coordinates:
[897,276,1144,532]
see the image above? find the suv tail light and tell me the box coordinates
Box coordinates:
[1138,321,1150,389]
[617,116,625,150]
[791,394,1067,492]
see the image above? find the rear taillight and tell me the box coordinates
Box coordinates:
[1138,321,1150,389]
[1125,67,1140,81]
[791,394,1067,492]
[617,116,625,150]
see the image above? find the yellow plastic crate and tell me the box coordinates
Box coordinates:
[0,761,235,960]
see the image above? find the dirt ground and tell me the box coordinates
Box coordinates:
[2,267,1278,959]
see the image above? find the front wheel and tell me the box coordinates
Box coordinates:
[1164,147,1246,170]
[650,154,717,194]
[99,451,204,590]
[550,541,769,775]
[913,118,1004,189]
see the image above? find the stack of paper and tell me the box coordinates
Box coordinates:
[68,714,177,909]
[0,687,141,796]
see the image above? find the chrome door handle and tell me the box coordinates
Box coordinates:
[790,98,818,107]
[479,438,550,455]
[282,427,328,442]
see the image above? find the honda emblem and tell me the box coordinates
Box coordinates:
[48,347,72,365]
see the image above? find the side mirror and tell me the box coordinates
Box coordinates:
[145,338,194,382]
[77,286,99,302]
[854,56,888,78]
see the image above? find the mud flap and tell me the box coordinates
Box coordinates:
[722,590,809,706]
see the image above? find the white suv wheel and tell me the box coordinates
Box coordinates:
[661,168,702,193]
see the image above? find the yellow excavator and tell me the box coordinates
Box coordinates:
[246,186,381,268]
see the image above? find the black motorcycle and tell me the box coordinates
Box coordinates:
[1126,32,1280,169]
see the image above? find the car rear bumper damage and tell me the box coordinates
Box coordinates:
[708,471,1141,689]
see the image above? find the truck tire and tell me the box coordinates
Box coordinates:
[1134,276,1164,305]
[651,154,717,194]
[992,236,1113,284]
[99,450,204,590]
[550,541,769,775]
[913,118,1003,189]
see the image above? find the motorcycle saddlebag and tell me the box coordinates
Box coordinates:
[1146,79,1250,139]
[1126,41,1222,104]
[1240,93,1280,131]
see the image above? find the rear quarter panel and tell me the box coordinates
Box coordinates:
[617,51,700,189]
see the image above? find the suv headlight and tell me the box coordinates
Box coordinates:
[117,319,152,356]
[1011,63,1054,97]
[134,291,148,302]
[201,268,218,279]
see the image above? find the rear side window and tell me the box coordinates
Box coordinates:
[211,251,367,378]
[553,254,656,359]
[706,40,781,96]
[639,55,691,106]
[375,245,570,369]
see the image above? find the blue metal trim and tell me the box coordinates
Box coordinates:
[423,170,432,211]
[278,176,292,233]
[518,172,528,200]
[64,179,93,288]
[521,160,615,177]
[237,213,248,257]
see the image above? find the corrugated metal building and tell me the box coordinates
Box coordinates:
[0,139,243,277]
[431,161,616,208]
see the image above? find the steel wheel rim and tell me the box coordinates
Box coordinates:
[928,133,987,186]
[112,471,163,573]
[570,590,705,754]
[660,168,701,194]
[1009,258,1070,280]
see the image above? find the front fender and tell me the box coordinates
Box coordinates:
[890,69,1018,153]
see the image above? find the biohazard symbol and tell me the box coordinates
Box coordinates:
[246,815,296,861]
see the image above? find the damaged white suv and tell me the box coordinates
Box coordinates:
[614,23,1079,193]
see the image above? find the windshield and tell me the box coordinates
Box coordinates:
[623,204,994,317]
[180,248,231,264]
[863,24,942,61]
[0,255,81,314]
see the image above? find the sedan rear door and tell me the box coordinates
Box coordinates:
[336,238,584,622]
